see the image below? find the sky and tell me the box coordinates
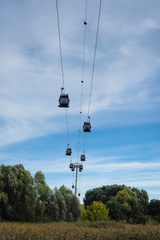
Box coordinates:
[0,0,160,203]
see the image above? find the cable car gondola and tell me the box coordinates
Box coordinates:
[58,88,70,108]
[66,144,72,156]
[80,154,86,161]
[78,193,81,197]
[79,165,83,172]
[83,116,91,132]
[69,163,73,169]
[72,184,74,189]
[71,166,75,171]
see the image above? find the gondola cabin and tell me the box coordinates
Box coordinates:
[83,121,91,132]
[72,184,74,189]
[69,163,73,169]
[78,193,81,197]
[71,166,75,171]
[79,165,83,172]
[66,147,72,156]
[58,94,70,108]
[80,154,86,161]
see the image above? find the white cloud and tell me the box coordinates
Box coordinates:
[0,0,160,147]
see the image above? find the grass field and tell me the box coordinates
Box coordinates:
[0,221,160,240]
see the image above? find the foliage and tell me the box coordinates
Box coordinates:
[82,201,110,222]
[34,171,53,221]
[0,164,37,222]
[84,184,149,223]
[0,165,81,222]
[147,199,160,222]
[0,221,160,240]
[50,186,82,222]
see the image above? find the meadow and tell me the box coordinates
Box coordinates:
[0,221,160,240]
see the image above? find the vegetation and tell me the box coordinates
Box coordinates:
[84,184,151,223]
[0,164,81,222]
[0,164,37,222]
[147,199,160,222]
[82,201,110,221]
[0,221,160,240]
[1,164,160,225]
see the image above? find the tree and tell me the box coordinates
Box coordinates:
[84,185,124,207]
[59,185,82,221]
[107,190,133,222]
[0,164,37,222]
[0,165,82,223]
[83,184,149,223]
[34,171,53,221]
[82,201,110,222]
[147,199,160,222]
[132,187,149,213]
[49,185,81,222]
[47,186,81,222]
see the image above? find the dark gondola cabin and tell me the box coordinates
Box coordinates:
[71,166,75,171]
[58,94,70,108]
[72,184,74,189]
[80,154,86,161]
[83,121,91,132]
[66,147,72,156]
[69,163,73,169]
[78,193,81,196]
[79,165,83,172]
[58,88,70,108]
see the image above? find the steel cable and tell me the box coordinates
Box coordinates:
[77,0,88,161]
[56,0,65,90]
[56,0,70,146]
[83,0,102,153]
[87,0,102,116]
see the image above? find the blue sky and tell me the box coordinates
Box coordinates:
[0,0,160,203]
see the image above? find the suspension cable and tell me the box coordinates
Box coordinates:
[83,132,87,153]
[81,0,88,84]
[77,0,88,161]
[56,0,65,90]
[87,0,102,116]
[56,0,70,146]
[65,108,70,145]
[83,0,102,154]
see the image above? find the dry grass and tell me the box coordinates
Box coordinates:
[0,221,160,240]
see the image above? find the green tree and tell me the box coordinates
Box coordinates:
[107,190,132,222]
[59,185,81,221]
[48,186,81,222]
[84,185,124,207]
[82,201,110,222]
[0,165,82,223]
[69,194,82,221]
[34,171,53,221]
[147,199,160,222]
[84,184,149,223]
[0,164,37,222]
[50,187,67,221]
[46,187,80,223]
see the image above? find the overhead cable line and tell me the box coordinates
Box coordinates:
[83,0,102,153]
[65,108,70,145]
[56,0,70,147]
[77,0,88,161]
[70,0,88,197]
[87,0,102,116]
[56,0,65,90]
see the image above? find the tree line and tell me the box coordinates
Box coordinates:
[0,164,81,222]
[84,184,160,223]
[1,164,160,223]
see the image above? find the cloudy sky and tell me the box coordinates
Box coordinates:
[0,0,160,202]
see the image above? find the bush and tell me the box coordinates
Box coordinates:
[82,201,110,222]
